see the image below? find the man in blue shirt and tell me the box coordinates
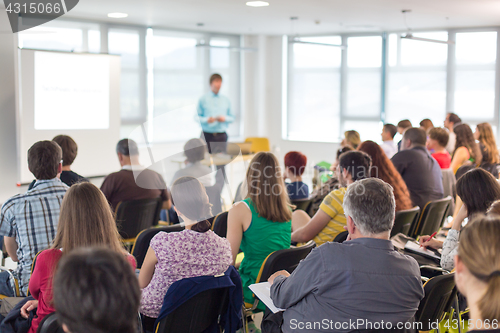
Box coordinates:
[197,74,234,154]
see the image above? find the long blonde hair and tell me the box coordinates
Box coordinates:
[458,215,500,321]
[51,182,124,254]
[477,123,500,164]
[245,152,292,222]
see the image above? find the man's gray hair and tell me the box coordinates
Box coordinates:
[343,178,396,236]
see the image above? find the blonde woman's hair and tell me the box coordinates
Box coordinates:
[477,123,500,164]
[245,152,292,223]
[51,182,124,254]
[458,215,500,321]
[344,130,361,149]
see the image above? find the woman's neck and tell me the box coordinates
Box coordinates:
[288,174,302,183]
[61,166,71,172]
[433,147,447,154]
[466,283,489,330]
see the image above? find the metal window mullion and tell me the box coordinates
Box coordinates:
[381,32,388,124]
[138,28,149,127]
[446,31,456,113]
[339,36,348,141]
[495,29,500,139]
[100,23,108,54]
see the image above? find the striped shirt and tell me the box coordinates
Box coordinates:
[314,187,347,246]
[0,179,68,295]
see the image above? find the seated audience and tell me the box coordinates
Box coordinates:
[392,128,444,210]
[20,182,136,333]
[444,112,462,154]
[450,124,482,174]
[396,119,412,151]
[291,151,372,245]
[101,139,171,211]
[0,141,68,297]
[53,248,141,333]
[269,178,424,333]
[488,200,500,216]
[139,176,232,330]
[341,130,361,149]
[420,168,500,271]
[380,123,398,158]
[358,140,413,211]
[427,127,452,169]
[171,138,214,187]
[419,118,434,133]
[308,147,352,216]
[284,151,309,200]
[227,152,292,314]
[475,122,500,178]
[454,215,500,332]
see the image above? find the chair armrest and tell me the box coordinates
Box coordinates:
[419,265,451,274]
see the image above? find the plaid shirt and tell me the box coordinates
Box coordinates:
[0,178,68,295]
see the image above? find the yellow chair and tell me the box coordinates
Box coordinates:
[244,137,270,153]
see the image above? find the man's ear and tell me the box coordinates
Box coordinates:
[346,216,356,234]
[58,162,63,174]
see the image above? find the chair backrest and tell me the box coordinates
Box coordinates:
[211,211,228,238]
[155,287,230,333]
[441,169,456,215]
[244,137,270,153]
[332,231,348,243]
[410,196,452,238]
[291,198,312,212]
[37,312,64,333]
[256,241,316,283]
[131,225,185,269]
[115,197,163,239]
[415,273,457,331]
[391,207,421,238]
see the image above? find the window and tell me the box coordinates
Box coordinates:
[287,36,342,142]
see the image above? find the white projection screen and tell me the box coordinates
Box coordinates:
[18,49,121,184]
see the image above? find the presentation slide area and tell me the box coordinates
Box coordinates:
[34,51,110,130]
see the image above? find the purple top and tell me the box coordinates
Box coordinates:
[140,229,233,318]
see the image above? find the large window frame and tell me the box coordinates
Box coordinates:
[284,27,500,142]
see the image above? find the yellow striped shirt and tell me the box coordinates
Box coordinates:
[314,187,347,246]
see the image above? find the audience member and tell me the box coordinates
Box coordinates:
[419,118,434,133]
[341,130,361,149]
[444,112,462,154]
[227,152,292,315]
[284,151,309,200]
[308,147,352,216]
[358,141,413,211]
[396,119,412,151]
[53,248,141,333]
[475,122,500,177]
[487,200,500,216]
[268,178,424,333]
[427,127,452,169]
[454,215,500,332]
[380,123,398,158]
[450,124,482,174]
[139,176,232,330]
[391,128,444,210]
[0,141,68,297]
[101,139,171,211]
[420,168,500,271]
[171,138,214,187]
[20,182,136,333]
[291,151,372,245]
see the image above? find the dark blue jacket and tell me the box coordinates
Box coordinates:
[154,266,243,333]
[0,296,35,333]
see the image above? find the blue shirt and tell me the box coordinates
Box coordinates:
[197,92,234,133]
[286,181,309,200]
[0,178,68,295]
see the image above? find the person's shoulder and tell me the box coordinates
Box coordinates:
[37,248,63,264]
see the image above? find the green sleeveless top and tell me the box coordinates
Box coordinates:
[239,198,292,310]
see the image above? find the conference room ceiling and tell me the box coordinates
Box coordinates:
[66,0,500,35]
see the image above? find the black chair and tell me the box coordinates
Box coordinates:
[333,231,348,243]
[291,198,312,212]
[409,197,452,238]
[37,313,64,333]
[211,211,228,238]
[391,207,420,238]
[415,273,457,331]
[154,287,230,333]
[131,225,185,269]
[115,197,163,242]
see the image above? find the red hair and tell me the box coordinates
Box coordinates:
[284,151,307,176]
[357,141,413,212]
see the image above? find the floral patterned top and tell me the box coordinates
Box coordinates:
[140,229,233,318]
[441,229,459,271]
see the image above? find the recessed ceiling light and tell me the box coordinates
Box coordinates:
[246,1,269,7]
[108,12,128,18]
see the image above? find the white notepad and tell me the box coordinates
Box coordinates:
[248,282,285,314]
[404,241,441,260]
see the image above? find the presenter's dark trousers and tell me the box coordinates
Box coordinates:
[202,131,228,154]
